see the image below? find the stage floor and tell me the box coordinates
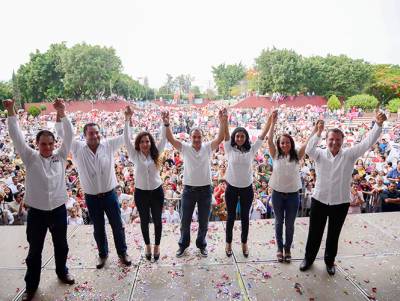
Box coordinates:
[0,213,399,301]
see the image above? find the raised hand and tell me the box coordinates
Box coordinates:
[314,120,324,135]
[161,111,170,125]
[220,108,228,123]
[375,108,387,127]
[2,99,16,116]
[2,99,15,111]
[124,105,133,120]
[271,110,278,124]
[53,98,65,113]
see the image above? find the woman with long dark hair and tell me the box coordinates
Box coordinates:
[223,111,272,257]
[124,107,167,261]
[267,110,309,263]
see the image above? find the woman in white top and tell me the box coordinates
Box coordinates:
[223,111,272,257]
[348,183,364,214]
[124,108,167,261]
[267,110,308,263]
[249,196,267,220]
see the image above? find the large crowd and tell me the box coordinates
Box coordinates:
[0,103,399,226]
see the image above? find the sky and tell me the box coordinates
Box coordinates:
[0,0,399,91]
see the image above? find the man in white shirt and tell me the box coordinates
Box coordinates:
[57,107,132,269]
[165,109,226,257]
[164,203,181,223]
[4,99,75,301]
[300,110,387,276]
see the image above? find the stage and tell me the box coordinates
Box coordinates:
[0,213,399,301]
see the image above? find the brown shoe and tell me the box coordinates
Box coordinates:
[58,273,75,285]
[21,290,36,301]
[96,256,108,269]
[119,254,132,266]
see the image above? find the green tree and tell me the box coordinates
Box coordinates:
[0,81,13,110]
[345,94,378,111]
[27,106,41,117]
[16,43,68,103]
[327,95,341,111]
[255,48,305,95]
[365,64,400,105]
[387,98,400,113]
[61,43,122,99]
[303,55,372,98]
[212,63,246,98]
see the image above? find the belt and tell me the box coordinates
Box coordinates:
[274,190,299,196]
[85,189,114,198]
[184,184,210,191]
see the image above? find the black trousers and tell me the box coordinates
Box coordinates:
[304,198,349,266]
[24,204,69,292]
[225,184,254,244]
[134,185,164,245]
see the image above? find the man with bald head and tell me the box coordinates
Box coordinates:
[165,109,227,257]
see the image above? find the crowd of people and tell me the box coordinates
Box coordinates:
[1,103,399,228]
[1,98,399,300]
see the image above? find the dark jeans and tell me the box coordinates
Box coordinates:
[85,189,127,258]
[225,183,253,244]
[134,185,164,245]
[304,198,350,266]
[272,190,300,252]
[24,204,68,292]
[179,185,212,249]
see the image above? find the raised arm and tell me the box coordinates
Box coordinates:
[211,108,227,151]
[123,106,137,161]
[224,109,230,142]
[108,107,133,153]
[54,99,73,159]
[350,111,386,161]
[157,124,167,152]
[305,120,324,160]
[258,111,273,140]
[3,99,35,163]
[163,111,182,151]
[299,120,324,160]
[267,110,278,158]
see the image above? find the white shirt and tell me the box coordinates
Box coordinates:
[118,193,132,205]
[124,122,166,190]
[70,134,124,195]
[224,139,263,188]
[67,216,83,225]
[164,210,181,223]
[65,197,76,209]
[8,116,73,210]
[269,155,302,193]
[306,123,382,205]
[121,206,133,224]
[181,141,213,186]
[250,199,266,220]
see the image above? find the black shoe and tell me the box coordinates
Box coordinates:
[21,290,36,301]
[299,259,312,272]
[225,243,233,257]
[153,253,160,261]
[326,264,336,276]
[176,247,186,258]
[58,273,75,285]
[199,247,208,257]
[242,243,249,258]
[119,254,132,266]
[96,256,108,269]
